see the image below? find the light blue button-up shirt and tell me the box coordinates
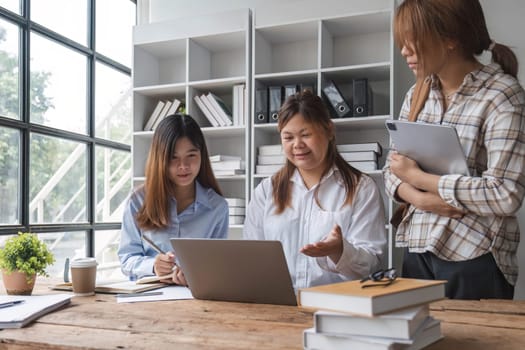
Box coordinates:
[118,181,229,280]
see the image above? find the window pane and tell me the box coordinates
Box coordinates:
[95,146,131,222]
[95,230,126,280]
[95,62,132,144]
[0,127,19,224]
[30,0,88,46]
[0,19,20,119]
[0,0,20,14]
[36,231,87,279]
[30,134,87,224]
[30,32,87,134]
[96,0,135,67]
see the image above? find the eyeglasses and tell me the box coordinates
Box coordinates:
[360,268,398,288]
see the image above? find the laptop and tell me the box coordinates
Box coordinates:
[386,120,470,176]
[170,239,297,306]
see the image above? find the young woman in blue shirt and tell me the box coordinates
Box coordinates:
[118,114,229,285]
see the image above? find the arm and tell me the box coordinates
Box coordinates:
[117,192,157,280]
[211,198,229,239]
[303,176,387,279]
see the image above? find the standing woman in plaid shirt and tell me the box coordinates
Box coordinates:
[384,0,525,299]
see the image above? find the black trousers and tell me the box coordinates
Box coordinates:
[402,248,514,300]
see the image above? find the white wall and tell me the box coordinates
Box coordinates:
[139,0,525,299]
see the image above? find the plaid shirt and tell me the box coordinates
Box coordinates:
[384,63,525,285]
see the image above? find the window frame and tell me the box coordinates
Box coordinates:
[0,0,135,256]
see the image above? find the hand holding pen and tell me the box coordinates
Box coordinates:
[141,234,187,286]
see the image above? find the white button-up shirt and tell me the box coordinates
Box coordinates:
[244,167,386,290]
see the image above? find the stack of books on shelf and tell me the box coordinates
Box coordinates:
[255,144,285,175]
[298,278,446,350]
[225,197,245,225]
[143,98,183,131]
[210,154,245,176]
[194,85,246,128]
[337,142,382,172]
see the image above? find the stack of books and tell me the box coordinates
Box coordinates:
[225,197,245,225]
[255,144,285,175]
[194,86,246,128]
[298,278,445,350]
[210,155,245,176]
[143,98,183,131]
[337,142,382,172]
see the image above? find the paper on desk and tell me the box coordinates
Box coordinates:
[117,285,194,303]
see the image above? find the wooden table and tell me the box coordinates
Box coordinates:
[0,282,524,349]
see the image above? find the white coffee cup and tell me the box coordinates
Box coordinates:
[70,258,98,296]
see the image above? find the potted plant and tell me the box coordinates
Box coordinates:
[0,232,55,295]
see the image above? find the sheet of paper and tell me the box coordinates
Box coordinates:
[116,286,194,303]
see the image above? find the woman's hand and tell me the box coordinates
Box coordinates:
[154,252,176,284]
[389,152,421,185]
[300,224,343,264]
[172,266,188,286]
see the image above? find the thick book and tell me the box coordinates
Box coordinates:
[256,164,283,175]
[211,159,245,171]
[349,160,378,172]
[340,151,378,162]
[314,304,429,340]
[206,92,233,126]
[194,95,221,127]
[304,316,442,350]
[213,169,245,176]
[298,278,446,316]
[229,215,245,225]
[209,154,242,162]
[257,154,286,165]
[0,293,71,329]
[225,198,246,207]
[258,144,284,156]
[152,100,173,130]
[165,97,182,116]
[143,100,166,130]
[228,207,246,216]
[337,142,382,156]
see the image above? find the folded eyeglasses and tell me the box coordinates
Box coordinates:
[360,268,398,288]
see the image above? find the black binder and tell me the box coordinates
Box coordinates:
[322,81,351,118]
[284,84,299,100]
[269,86,283,123]
[255,88,269,124]
[353,78,370,117]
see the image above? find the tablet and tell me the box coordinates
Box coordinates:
[170,239,297,306]
[385,120,470,176]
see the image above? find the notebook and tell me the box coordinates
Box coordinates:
[0,293,71,329]
[50,280,165,294]
[170,239,297,306]
[386,120,470,176]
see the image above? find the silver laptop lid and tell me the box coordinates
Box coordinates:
[170,239,297,306]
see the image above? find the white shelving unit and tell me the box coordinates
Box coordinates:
[132,9,252,238]
[132,2,412,263]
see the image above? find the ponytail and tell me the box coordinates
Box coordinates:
[491,42,518,78]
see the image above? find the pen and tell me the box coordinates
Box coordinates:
[141,234,178,272]
[0,300,25,309]
[116,291,163,298]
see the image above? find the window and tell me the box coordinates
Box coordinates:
[0,0,135,279]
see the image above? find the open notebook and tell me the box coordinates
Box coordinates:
[51,279,165,294]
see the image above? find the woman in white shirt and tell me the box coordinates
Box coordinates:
[244,90,386,290]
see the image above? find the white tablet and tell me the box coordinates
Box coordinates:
[385,120,470,176]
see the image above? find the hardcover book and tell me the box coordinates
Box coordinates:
[298,278,446,316]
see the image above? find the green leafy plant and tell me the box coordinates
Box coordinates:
[0,232,55,280]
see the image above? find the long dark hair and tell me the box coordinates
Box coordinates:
[394,0,518,77]
[272,90,362,214]
[136,114,222,230]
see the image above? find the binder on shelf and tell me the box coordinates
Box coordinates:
[255,88,269,124]
[268,86,283,123]
[353,78,370,117]
[322,80,351,118]
[284,84,299,100]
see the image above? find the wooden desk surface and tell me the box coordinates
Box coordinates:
[0,281,524,349]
